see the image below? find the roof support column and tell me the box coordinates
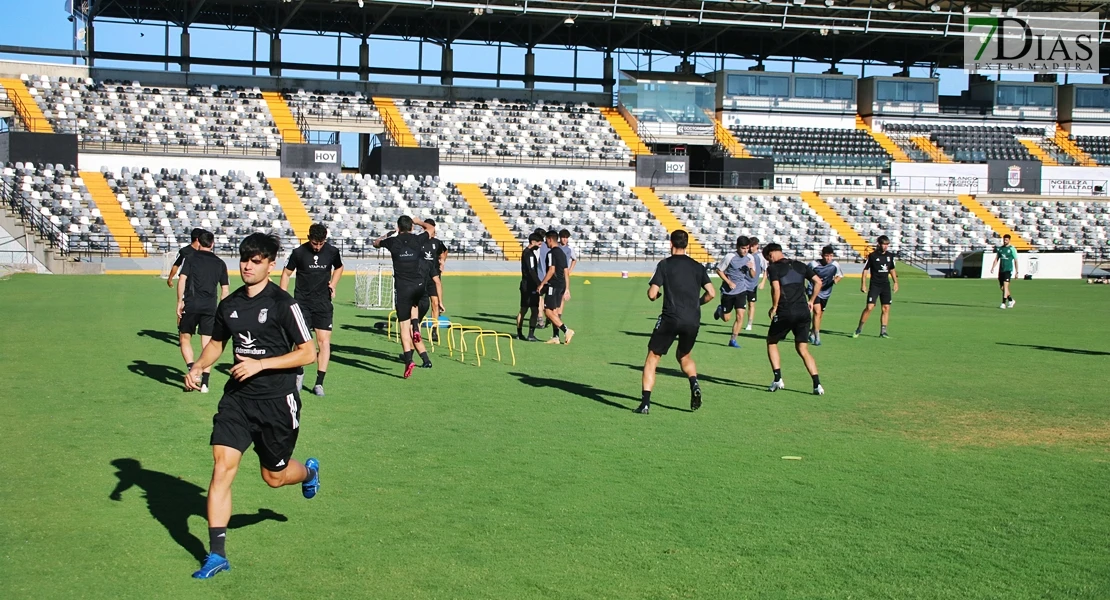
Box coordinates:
[525,48,535,90]
[359,38,370,81]
[603,52,614,96]
[270,33,282,77]
[442,44,454,86]
[181,28,191,73]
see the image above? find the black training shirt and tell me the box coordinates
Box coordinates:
[864,250,896,285]
[172,244,196,268]
[286,242,343,304]
[649,254,712,325]
[379,231,430,287]
[210,282,313,400]
[521,246,541,287]
[180,250,229,314]
[768,259,817,314]
[544,244,568,289]
[422,237,448,280]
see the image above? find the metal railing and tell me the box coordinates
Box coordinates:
[434,145,633,168]
[74,130,284,157]
[1,178,68,254]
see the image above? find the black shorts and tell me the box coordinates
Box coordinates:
[745,289,759,304]
[998,270,1012,285]
[767,310,811,343]
[813,296,830,311]
[425,277,439,298]
[395,283,426,318]
[648,317,699,358]
[867,283,892,306]
[544,285,565,310]
[719,292,747,312]
[210,391,301,472]
[303,302,333,332]
[179,310,215,336]
[519,282,539,309]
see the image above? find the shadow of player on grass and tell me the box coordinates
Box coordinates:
[136,329,181,347]
[509,372,690,412]
[109,458,287,562]
[997,342,1110,356]
[127,360,185,389]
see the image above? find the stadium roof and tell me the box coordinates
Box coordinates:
[86,0,1109,70]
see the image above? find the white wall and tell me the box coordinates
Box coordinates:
[78,153,281,178]
[439,164,636,187]
[1040,166,1110,196]
[1069,123,1110,137]
[0,223,49,273]
[978,251,1083,280]
[721,113,856,129]
[890,162,988,194]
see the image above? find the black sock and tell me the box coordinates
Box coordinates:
[552,323,558,337]
[403,350,414,365]
[303,465,317,483]
[187,362,194,370]
[517,325,523,336]
[689,375,699,390]
[773,369,782,382]
[812,374,821,387]
[1007,295,1013,301]
[559,324,568,333]
[315,370,326,386]
[419,352,430,365]
[528,326,535,337]
[201,372,210,386]
[208,527,227,558]
[641,390,651,404]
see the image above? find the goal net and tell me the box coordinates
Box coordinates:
[353,262,393,310]
[160,251,176,279]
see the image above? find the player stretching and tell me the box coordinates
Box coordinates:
[538,230,575,344]
[167,227,204,287]
[421,218,450,340]
[636,230,715,414]
[713,235,753,348]
[177,231,229,392]
[280,223,343,397]
[185,233,320,579]
[374,216,434,377]
[744,236,768,331]
[807,245,843,346]
[854,235,898,338]
[990,234,1019,309]
[764,243,824,395]
[517,232,544,341]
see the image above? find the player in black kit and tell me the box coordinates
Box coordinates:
[763,243,825,395]
[167,227,205,288]
[636,230,715,415]
[184,233,320,580]
[854,235,899,338]
[177,230,229,393]
[280,223,344,397]
[374,216,434,378]
[516,232,544,341]
[420,218,449,343]
[537,230,575,345]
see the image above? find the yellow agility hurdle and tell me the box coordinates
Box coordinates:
[475,331,516,367]
[457,327,492,364]
[447,323,484,358]
[385,310,398,342]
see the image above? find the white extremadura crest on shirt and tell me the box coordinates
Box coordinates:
[258,308,268,324]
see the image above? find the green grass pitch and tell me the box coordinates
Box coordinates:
[1,272,1108,599]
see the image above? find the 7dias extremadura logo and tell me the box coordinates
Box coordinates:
[965,12,1098,73]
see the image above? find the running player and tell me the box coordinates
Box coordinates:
[516,232,544,341]
[537,230,575,345]
[177,230,229,393]
[854,235,898,338]
[744,236,768,331]
[420,219,449,341]
[558,229,577,317]
[990,234,1019,309]
[807,245,843,346]
[184,232,320,579]
[763,243,824,395]
[373,216,434,377]
[636,230,715,414]
[279,223,344,397]
[712,235,752,348]
[167,227,205,287]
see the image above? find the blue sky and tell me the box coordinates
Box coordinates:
[3,1,1103,96]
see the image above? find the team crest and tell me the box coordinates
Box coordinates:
[1007,166,1022,187]
[314,255,319,264]
[258,308,268,324]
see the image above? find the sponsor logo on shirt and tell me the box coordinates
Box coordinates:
[236,331,267,356]
[258,308,268,324]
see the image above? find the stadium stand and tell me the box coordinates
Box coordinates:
[287,172,499,256]
[983,199,1110,257]
[282,89,382,127]
[23,75,283,154]
[660,191,841,259]
[483,178,668,258]
[396,99,633,165]
[102,167,298,254]
[825,196,996,260]
[1,162,99,253]
[881,123,1057,164]
[1072,136,1110,166]
[727,125,889,168]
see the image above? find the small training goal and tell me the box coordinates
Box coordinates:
[352,262,394,310]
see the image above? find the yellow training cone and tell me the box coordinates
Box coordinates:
[583,280,591,285]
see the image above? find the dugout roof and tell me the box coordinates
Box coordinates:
[86,0,1109,70]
